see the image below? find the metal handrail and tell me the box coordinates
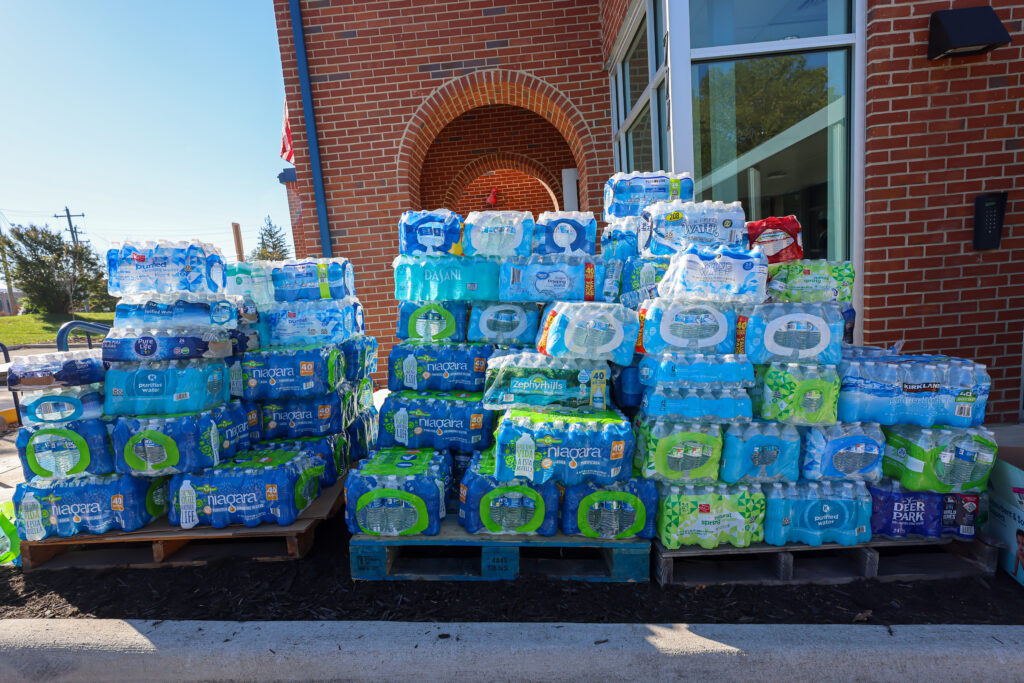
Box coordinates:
[55,320,111,351]
[0,341,20,428]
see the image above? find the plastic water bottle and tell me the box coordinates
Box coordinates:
[20,492,46,540]
[177,481,198,529]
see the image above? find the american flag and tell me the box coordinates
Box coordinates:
[280,102,294,164]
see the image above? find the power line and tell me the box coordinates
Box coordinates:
[53,206,86,246]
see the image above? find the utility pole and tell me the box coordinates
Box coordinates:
[53,206,85,246]
[53,206,89,313]
[0,225,17,315]
[231,222,245,262]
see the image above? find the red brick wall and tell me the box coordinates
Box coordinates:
[419,105,574,210]
[864,0,1024,421]
[454,169,559,218]
[600,0,631,62]
[273,0,613,375]
[282,181,304,239]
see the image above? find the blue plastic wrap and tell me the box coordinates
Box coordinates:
[393,255,500,301]
[340,335,378,381]
[532,211,596,255]
[7,350,106,390]
[536,302,640,366]
[467,302,540,345]
[20,383,103,424]
[493,407,633,485]
[387,342,494,392]
[239,345,343,400]
[741,303,845,365]
[619,256,670,309]
[458,451,559,535]
[377,390,494,454]
[802,422,886,481]
[636,298,738,355]
[763,480,872,546]
[398,209,463,255]
[258,392,344,441]
[638,353,753,387]
[168,449,323,528]
[16,418,114,480]
[720,422,801,483]
[603,171,693,220]
[104,359,229,416]
[14,474,167,540]
[498,255,606,302]
[345,448,452,536]
[396,301,468,343]
[560,478,658,539]
[111,410,221,477]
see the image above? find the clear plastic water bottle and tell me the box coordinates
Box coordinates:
[177,481,198,530]
[20,492,46,540]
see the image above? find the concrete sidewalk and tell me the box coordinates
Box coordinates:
[0,620,1022,681]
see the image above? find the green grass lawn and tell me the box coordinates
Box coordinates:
[0,312,114,345]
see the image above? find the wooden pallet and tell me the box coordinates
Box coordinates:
[350,517,651,582]
[654,535,1000,587]
[19,480,346,571]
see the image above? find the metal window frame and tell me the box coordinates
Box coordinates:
[610,0,867,342]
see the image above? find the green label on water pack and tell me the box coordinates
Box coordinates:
[507,407,622,426]
[658,487,765,550]
[217,449,300,470]
[358,448,435,476]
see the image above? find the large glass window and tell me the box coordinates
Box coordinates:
[689,0,850,49]
[692,50,849,259]
[626,103,654,172]
[623,19,649,112]
[612,1,667,173]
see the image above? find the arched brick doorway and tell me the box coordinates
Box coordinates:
[397,70,603,213]
[441,152,562,211]
[454,169,560,218]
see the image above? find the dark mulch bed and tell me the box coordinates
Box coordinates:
[2,515,1023,623]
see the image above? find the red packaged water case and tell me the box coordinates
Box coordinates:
[746,215,803,264]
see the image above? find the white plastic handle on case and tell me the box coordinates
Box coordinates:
[659,302,728,349]
[763,313,829,358]
[479,304,528,339]
[564,311,624,356]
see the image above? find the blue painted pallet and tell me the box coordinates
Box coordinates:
[350,518,650,582]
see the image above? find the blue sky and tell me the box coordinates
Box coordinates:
[0,0,293,261]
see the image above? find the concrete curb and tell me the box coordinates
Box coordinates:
[0,620,1022,681]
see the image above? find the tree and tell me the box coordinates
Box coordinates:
[695,54,832,170]
[0,225,109,314]
[249,216,291,261]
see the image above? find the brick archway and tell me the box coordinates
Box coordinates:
[397,69,599,212]
[442,152,561,211]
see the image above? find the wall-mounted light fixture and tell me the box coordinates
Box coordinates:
[928,6,1011,60]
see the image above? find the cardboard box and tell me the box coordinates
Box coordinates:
[985,445,1024,588]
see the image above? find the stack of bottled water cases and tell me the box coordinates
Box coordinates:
[213,255,378,528]
[600,176,884,550]
[472,205,654,540]
[102,240,254,488]
[836,345,997,541]
[8,349,171,541]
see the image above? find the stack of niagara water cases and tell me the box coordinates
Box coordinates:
[100,241,329,532]
[346,208,502,537]
[8,347,169,546]
[181,255,379,531]
[344,205,660,540]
